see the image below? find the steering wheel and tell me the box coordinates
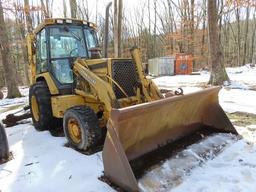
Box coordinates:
[69,48,78,57]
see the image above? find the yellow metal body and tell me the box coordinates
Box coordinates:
[37,73,59,95]
[27,19,162,123]
[28,18,237,192]
[51,95,85,118]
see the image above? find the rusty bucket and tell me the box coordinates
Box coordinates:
[102,87,237,191]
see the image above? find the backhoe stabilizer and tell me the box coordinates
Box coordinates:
[102,86,237,191]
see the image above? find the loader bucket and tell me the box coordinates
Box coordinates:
[102,87,237,192]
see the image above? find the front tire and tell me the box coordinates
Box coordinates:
[29,81,56,131]
[63,106,102,151]
[0,123,9,162]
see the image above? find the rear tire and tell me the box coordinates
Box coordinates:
[29,81,59,131]
[63,106,102,151]
[0,123,9,161]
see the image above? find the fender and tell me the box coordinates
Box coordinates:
[36,72,59,95]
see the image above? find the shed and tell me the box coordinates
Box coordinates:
[148,56,175,77]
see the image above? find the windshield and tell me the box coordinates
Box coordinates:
[84,28,98,49]
[48,25,99,84]
[49,26,87,58]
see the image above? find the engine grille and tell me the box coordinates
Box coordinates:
[112,59,138,99]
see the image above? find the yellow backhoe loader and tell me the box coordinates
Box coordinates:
[27,18,237,191]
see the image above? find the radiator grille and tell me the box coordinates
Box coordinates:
[112,60,138,99]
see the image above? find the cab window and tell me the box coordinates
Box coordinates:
[84,28,98,49]
[49,26,87,58]
[36,29,47,73]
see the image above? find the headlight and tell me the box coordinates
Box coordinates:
[66,19,72,23]
[56,19,64,24]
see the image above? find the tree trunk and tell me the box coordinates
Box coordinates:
[69,0,77,18]
[250,9,256,64]
[113,0,123,57]
[40,0,50,18]
[201,0,207,56]
[153,0,157,57]
[208,0,229,85]
[0,0,21,98]
[23,0,33,85]
[117,0,122,57]
[63,0,67,17]
[242,5,250,66]
[236,5,241,66]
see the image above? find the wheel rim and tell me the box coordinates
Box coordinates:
[68,118,81,144]
[31,95,39,122]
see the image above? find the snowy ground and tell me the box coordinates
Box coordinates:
[1,64,256,192]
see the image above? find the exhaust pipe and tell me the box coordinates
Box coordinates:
[103,2,112,58]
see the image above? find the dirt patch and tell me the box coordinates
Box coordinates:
[0,152,13,165]
[249,85,256,91]
[227,112,256,127]
[198,83,211,88]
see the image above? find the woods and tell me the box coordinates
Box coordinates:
[0,0,21,98]
[208,0,229,85]
[0,0,255,95]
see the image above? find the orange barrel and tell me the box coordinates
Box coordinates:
[175,54,193,75]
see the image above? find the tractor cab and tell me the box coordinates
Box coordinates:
[29,18,99,93]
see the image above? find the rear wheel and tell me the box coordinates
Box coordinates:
[0,123,9,162]
[63,106,102,151]
[29,81,60,131]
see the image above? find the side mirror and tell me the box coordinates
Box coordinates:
[88,47,102,59]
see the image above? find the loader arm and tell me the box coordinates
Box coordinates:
[130,47,163,101]
[26,33,36,84]
[73,59,118,112]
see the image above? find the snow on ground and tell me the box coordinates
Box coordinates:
[0,87,29,107]
[154,64,256,91]
[0,64,256,192]
[172,139,256,192]
[0,124,113,192]
[139,133,240,192]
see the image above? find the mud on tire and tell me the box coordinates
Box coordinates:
[63,106,102,151]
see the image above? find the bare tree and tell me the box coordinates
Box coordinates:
[113,0,122,57]
[69,0,77,18]
[235,2,241,66]
[208,0,229,85]
[250,9,256,64]
[77,0,89,20]
[63,0,67,17]
[242,4,250,65]
[22,0,33,84]
[40,0,50,18]
[117,0,122,57]
[0,0,21,98]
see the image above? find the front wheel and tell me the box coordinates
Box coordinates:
[0,123,9,162]
[63,106,102,151]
